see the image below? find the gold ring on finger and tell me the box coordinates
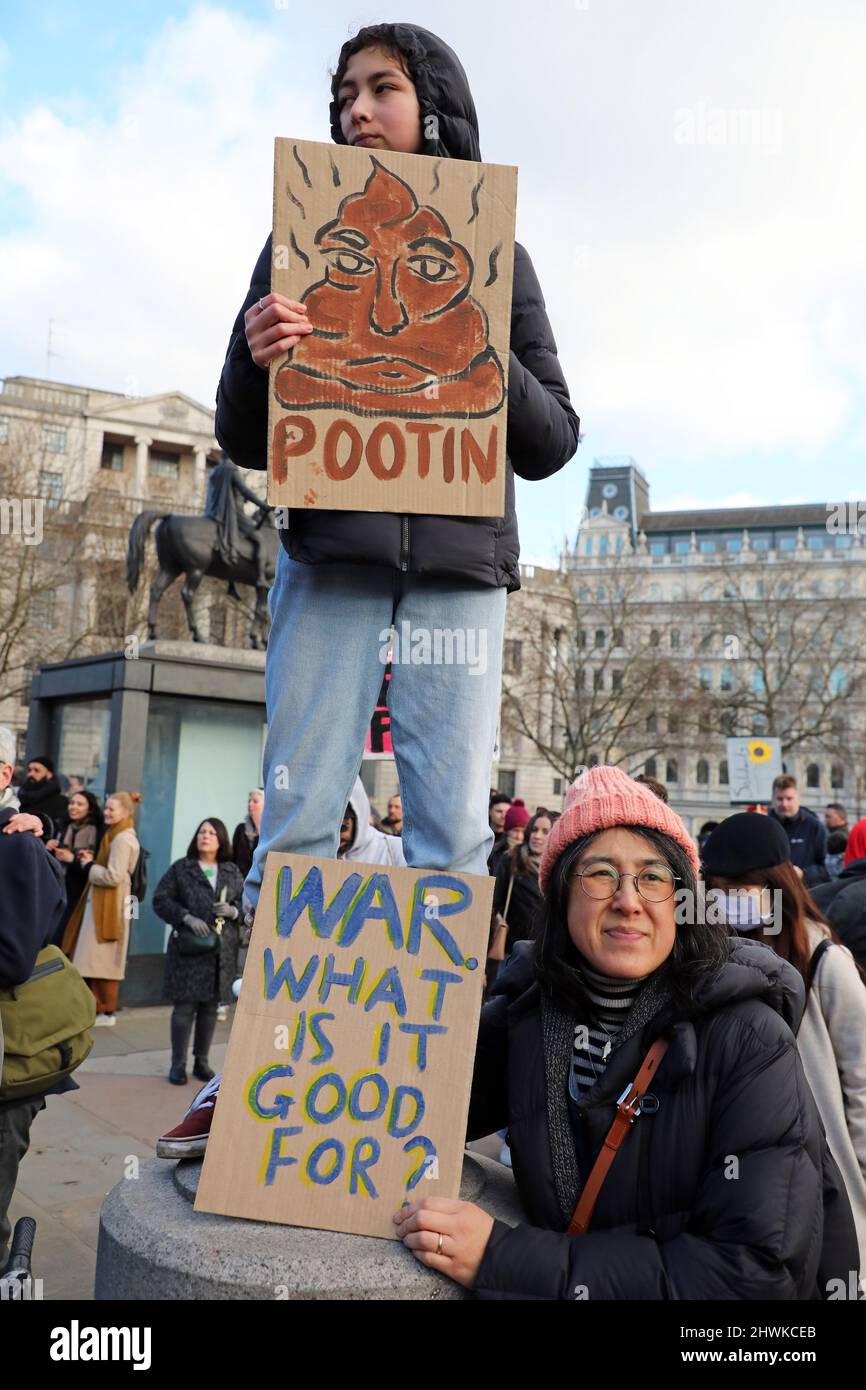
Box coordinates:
[436,1232,444,1255]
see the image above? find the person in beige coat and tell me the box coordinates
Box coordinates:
[702,811,866,1281]
[61,791,141,1027]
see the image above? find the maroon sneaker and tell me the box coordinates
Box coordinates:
[156,1075,220,1158]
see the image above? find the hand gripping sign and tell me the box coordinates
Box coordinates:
[268,139,517,518]
[195,852,492,1239]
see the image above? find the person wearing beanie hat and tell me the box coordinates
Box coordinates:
[703,813,866,1270]
[393,765,857,1298]
[16,756,69,836]
[503,799,530,834]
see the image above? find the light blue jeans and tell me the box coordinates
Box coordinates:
[244,550,506,909]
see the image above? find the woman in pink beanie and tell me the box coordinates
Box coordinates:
[394,765,857,1299]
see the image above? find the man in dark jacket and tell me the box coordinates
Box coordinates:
[769,774,829,886]
[16,756,68,838]
[215,23,579,917]
[0,736,67,1266]
[811,818,866,970]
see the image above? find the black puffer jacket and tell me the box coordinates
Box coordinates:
[770,806,829,886]
[811,857,866,970]
[214,25,579,594]
[467,938,858,1300]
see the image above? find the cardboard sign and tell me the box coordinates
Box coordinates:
[267,138,517,518]
[195,852,492,1238]
[726,737,783,804]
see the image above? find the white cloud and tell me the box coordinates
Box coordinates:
[0,0,864,565]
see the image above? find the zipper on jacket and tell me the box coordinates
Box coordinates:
[400,515,410,572]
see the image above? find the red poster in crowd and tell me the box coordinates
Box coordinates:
[364,663,393,759]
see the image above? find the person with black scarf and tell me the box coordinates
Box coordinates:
[16,756,68,838]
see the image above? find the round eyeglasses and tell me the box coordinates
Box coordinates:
[574,862,680,903]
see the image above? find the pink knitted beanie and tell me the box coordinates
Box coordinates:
[539,765,700,893]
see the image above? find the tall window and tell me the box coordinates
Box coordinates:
[611,670,623,691]
[670,629,681,650]
[646,713,657,734]
[719,759,729,785]
[645,757,658,779]
[668,713,680,735]
[594,629,606,648]
[720,666,735,691]
[831,765,845,790]
[0,415,10,443]
[42,423,67,453]
[100,441,124,472]
[38,470,63,507]
[696,759,709,785]
[503,640,523,676]
[649,628,661,647]
[665,759,678,784]
[149,448,181,479]
[806,764,820,789]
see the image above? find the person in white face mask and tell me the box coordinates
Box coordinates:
[702,812,866,1275]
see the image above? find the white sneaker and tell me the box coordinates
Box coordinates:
[216,1005,228,1022]
[93,1013,116,1027]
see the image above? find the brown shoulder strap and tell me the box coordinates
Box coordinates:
[567,1037,669,1236]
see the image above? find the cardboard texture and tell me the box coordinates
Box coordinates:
[267,138,517,518]
[195,852,492,1239]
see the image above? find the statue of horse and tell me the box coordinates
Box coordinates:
[126,510,280,649]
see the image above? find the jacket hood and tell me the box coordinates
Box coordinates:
[492,936,806,1033]
[346,776,377,858]
[329,24,481,162]
[341,777,407,868]
[691,936,805,1033]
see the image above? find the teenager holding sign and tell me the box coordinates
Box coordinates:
[157,21,578,1160]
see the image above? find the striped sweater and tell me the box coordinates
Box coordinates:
[571,963,650,1096]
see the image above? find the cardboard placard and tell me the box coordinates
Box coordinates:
[725,737,783,804]
[195,852,492,1238]
[267,138,517,518]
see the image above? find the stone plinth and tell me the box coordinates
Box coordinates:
[95,1152,522,1300]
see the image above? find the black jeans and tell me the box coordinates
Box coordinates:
[170,1002,217,1070]
[0,1096,46,1264]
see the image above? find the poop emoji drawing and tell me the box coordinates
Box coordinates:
[274,160,505,419]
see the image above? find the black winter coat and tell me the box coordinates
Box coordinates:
[17,776,68,838]
[491,852,543,951]
[467,938,858,1300]
[770,807,829,886]
[153,857,245,1005]
[810,857,866,970]
[214,28,579,595]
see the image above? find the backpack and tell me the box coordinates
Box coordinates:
[130,845,149,906]
[0,946,95,1101]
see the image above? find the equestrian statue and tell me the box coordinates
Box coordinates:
[126,454,278,649]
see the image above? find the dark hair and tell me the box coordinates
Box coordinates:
[330,25,413,123]
[186,818,232,862]
[826,802,846,815]
[509,809,554,876]
[535,826,728,1014]
[68,789,104,830]
[704,862,836,983]
[633,774,669,804]
[827,830,848,855]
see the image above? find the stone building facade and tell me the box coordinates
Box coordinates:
[496,460,866,835]
[0,374,270,759]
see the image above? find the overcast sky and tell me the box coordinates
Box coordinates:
[1,0,864,564]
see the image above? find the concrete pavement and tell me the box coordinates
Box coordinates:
[8,1004,501,1301]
